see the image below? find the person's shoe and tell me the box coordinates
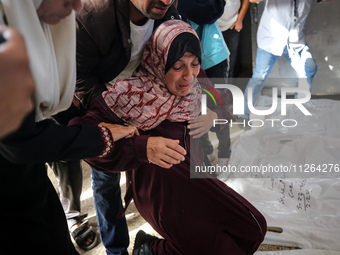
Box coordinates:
[70,220,98,251]
[132,230,157,255]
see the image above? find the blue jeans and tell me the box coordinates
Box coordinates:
[91,169,129,255]
[240,46,317,118]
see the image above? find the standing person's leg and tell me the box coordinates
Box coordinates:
[240,48,280,119]
[91,169,129,255]
[222,28,241,78]
[200,132,215,165]
[51,160,98,250]
[204,58,229,80]
[50,104,97,250]
[216,125,231,166]
[51,160,82,220]
[204,59,231,166]
[283,45,317,92]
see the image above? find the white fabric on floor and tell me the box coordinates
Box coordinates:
[224,97,340,252]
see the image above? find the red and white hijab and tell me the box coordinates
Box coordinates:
[103,20,201,130]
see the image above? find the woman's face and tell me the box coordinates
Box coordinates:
[37,0,81,25]
[164,52,200,97]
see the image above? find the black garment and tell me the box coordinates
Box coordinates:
[222,28,241,78]
[202,60,232,160]
[177,0,225,24]
[166,33,201,74]
[0,111,104,254]
[205,58,229,80]
[0,158,78,255]
[0,111,102,163]
[201,126,231,159]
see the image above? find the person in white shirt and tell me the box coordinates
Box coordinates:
[239,0,317,119]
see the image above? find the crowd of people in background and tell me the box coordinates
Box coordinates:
[0,0,324,254]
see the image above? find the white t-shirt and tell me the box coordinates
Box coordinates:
[217,0,241,32]
[257,0,312,56]
[109,19,155,85]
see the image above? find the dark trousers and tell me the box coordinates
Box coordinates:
[50,160,82,222]
[201,126,231,159]
[202,60,232,161]
[205,58,229,80]
[0,156,79,255]
[222,28,241,78]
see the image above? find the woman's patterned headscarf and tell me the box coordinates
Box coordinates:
[103,20,202,130]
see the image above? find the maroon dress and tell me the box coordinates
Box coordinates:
[70,20,266,255]
[70,96,267,255]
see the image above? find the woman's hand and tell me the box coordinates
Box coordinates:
[147,137,186,169]
[187,108,217,139]
[98,122,139,141]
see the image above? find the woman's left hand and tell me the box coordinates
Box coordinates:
[187,108,217,139]
[99,122,139,141]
